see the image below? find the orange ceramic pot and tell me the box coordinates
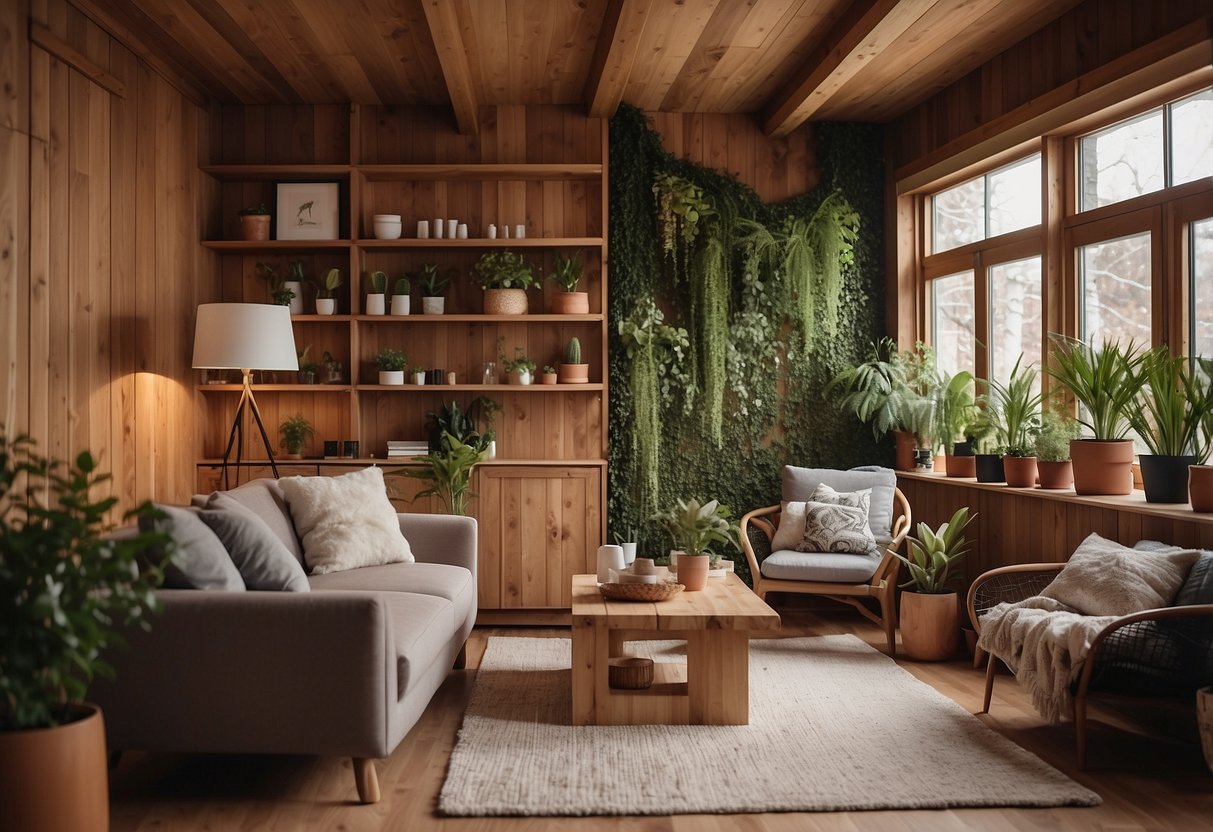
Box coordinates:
[676,554,710,592]
[899,591,959,662]
[1070,439,1134,496]
[558,363,589,384]
[1036,460,1073,490]
[944,454,976,478]
[550,291,589,314]
[239,213,270,241]
[1003,455,1038,488]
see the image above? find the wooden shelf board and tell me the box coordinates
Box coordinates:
[290,314,353,322]
[354,313,603,323]
[202,164,352,180]
[356,237,603,249]
[897,470,1213,525]
[357,163,602,181]
[196,458,608,467]
[357,383,603,392]
[196,384,353,392]
[202,240,351,252]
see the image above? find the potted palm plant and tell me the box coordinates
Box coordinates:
[1047,335,1144,496]
[653,498,739,592]
[376,348,407,385]
[473,251,535,315]
[0,435,167,831]
[990,356,1043,488]
[1192,359,1213,512]
[312,267,342,315]
[394,433,488,515]
[548,250,588,314]
[278,414,313,459]
[893,506,974,661]
[1035,406,1081,489]
[414,263,451,315]
[936,371,978,478]
[1125,347,1212,503]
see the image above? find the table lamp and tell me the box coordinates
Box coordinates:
[193,303,298,488]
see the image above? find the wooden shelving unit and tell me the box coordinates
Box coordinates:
[198,103,609,619]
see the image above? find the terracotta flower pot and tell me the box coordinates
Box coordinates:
[944,454,976,478]
[1139,455,1197,504]
[1189,465,1213,512]
[558,362,589,384]
[540,372,558,385]
[483,288,528,315]
[1003,455,1038,488]
[894,431,915,471]
[899,591,959,662]
[1070,439,1134,496]
[1036,460,1073,489]
[550,291,589,314]
[676,553,710,592]
[0,704,108,832]
[239,213,270,241]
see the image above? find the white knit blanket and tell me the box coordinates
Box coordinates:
[976,597,1117,724]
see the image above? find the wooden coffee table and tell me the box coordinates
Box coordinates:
[570,572,780,726]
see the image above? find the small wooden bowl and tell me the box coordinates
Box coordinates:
[608,656,654,690]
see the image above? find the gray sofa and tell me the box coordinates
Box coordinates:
[91,478,478,804]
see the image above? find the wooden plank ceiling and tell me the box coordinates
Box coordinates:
[80,0,1082,133]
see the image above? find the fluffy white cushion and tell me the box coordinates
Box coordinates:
[279,467,414,575]
[1041,533,1199,616]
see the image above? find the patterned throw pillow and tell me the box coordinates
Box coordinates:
[808,483,871,515]
[797,501,879,555]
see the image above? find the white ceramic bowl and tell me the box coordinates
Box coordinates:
[372,214,402,240]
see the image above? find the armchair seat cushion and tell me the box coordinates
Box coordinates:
[760,549,884,583]
[309,562,475,626]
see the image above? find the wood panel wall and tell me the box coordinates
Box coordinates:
[1,0,214,514]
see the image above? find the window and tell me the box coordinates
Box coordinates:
[932,154,1041,253]
[1193,217,1213,358]
[1171,89,1213,187]
[989,256,1043,383]
[1079,232,1152,348]
[931,271,975,377]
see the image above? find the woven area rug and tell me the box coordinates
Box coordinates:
[439,635,1101,816]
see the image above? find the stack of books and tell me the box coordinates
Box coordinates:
[386,440,429,459]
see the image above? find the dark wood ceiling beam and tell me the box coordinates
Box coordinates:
[762,0,934,136]
[179,0,306,103]
[583,0,652,118]
[420,0,479,134]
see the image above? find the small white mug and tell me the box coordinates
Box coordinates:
[417,220,430,239]
[457,223,468,239]
[447,219,458,239]
[596,545,625,583]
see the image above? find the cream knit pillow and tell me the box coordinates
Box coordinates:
[1041,533,1199,616]
[278,467,414,575]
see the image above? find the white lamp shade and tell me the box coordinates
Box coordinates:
[192,303,299,371]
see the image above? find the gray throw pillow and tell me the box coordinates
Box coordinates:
[200,497,310,592]
[141,504,245,591]
[797,501,879,555]
[198,479,305,566]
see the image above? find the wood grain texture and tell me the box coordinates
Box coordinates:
[420,0,479,135]
[583,0,653,118]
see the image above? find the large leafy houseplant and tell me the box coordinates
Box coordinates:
[934,371,978,454]
[1046,335,1142,440]
[1,435,169,731]
[472,251,536,290]
[894,506,974,594]
[396,433,488,516]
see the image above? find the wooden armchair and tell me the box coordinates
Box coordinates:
[740,488,911,655]
[968,563,1213,767]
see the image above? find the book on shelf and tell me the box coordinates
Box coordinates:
[386,440,430,458]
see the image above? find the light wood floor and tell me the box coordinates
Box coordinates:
[109,607,1213,831]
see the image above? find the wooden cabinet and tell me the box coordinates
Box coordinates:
[196,104,608,619]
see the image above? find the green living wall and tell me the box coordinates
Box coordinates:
[606,105,889,583]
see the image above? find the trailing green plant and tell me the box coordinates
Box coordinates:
[778,193,860,342]
[313,267,343,299]
[691,233,730,444]
[393,276,410,296]
[549,251,583,292]
[278,414,313,455]
[653,172,713,282]
[564,337,583,365]
[1047,335,1144,440]
[894,506,974,594]
[988,355,1043,456]
[935,371,977,454]
[1124,347,1212,459]
[653,498,739,566]
[394,433,487,516]
[366,270,387,294]
[412,263,451,297]
[1035,406,1081,462]
[473,251,536,290]
[501,348,535,374]
[256,261,294,306]
[376,348,407,372]
[0,434,170,730]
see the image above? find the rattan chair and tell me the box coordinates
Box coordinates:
[740,488,911,655]
[968,563,1213,767]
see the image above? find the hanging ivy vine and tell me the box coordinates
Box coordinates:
[607,105,888,584]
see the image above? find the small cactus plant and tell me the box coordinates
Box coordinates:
[393,276,410,296]
[564,337,582,365]
[367,270,387,294]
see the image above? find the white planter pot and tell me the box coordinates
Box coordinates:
[379,370,404,385]
[315,298,336,315]
[365,293,386,315]
[487,439,497,460]
[421,297,445,315]
[285,281,304,315]
[412,372,426,385]
[509,369,533,386]
[390,295,410,316]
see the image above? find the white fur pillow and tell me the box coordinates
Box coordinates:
[278,467,414,574]
[1041,533,1199,616]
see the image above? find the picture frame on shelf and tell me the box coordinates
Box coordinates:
[275,182,340,240]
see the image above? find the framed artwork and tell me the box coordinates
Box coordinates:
[275,182,340,240]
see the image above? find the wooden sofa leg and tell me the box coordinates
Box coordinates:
[881,591,897,656]
[453,642,468,670]
[981,654,997,713]
[353,757,380,804]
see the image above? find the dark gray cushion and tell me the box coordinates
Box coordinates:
[200,494,310,592]
[782,466,896,540]
[195,479,305,566]
[141,504,245,591]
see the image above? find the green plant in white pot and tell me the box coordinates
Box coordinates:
[893,506,974,662]
[1046,334,1144,496]
[0,435,169,830]
[653,498,739,592]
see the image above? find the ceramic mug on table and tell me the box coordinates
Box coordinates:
[596,545,625,583]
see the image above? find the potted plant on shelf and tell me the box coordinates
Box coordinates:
[391,276,411,316]
[285,259,306,315]
[321,350,343,384]
[376,348,407,385]
[653,498,739,592]
[971,401,1006,483]
[278,414,313,459]
[365,270,387,316]
[239,202,270,241]
[1125,347,1212,503]
[1047,335,1144,496]
[296,345,319,384]
[0,435,168,832]
[256,261,294,307]
[893,506,974,661]
[548,250,588,314]
[410,365,427,386]
[312,267,342,315]
[394,432,489,516]
[1192,359,1213,512]
[540,364,558,385]
[558,336,589,384]
[414,263,450,315]
[473,251,535,315]
[502,348,535,386]
[990,356,1043,488]
[1035,406,1081,489]
[936,371,978,478]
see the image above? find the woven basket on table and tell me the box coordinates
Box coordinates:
[598,581,684,602]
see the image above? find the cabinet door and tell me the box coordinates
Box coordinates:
[477,466,603,609]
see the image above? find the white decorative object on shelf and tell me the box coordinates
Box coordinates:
[422,297,445,315]
[417,220,430,239]
[501,225,509,239]
[372,213,402,240]
[514,224,525,239]
[457,223,468,239]
[446,218,458,239]
[285,281,304,316]
[379,370,404,385]
[315,298,336,315]
[433,216,444,239]
[487,224,497,239]
[365,294,386,315]
[390,295,410,316]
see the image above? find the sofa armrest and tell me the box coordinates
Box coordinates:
[398,513,477,577]
[93,589,396,757]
